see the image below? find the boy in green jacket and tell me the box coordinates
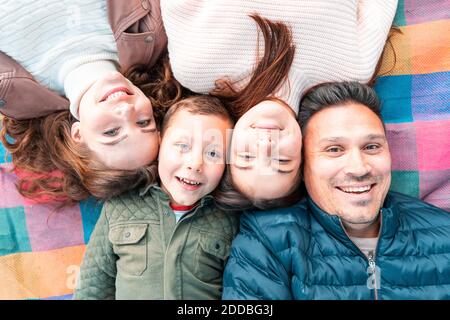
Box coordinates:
[74,95,239,299]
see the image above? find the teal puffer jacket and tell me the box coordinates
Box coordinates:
[223,192,450,300]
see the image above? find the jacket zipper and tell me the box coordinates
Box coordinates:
[162,205,200,299]
[339,210,382,300]
[370,209,382,300]
[367,250,379,300]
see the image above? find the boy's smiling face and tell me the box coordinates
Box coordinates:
[158,110,233,206]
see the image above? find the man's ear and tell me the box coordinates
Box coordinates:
[71,121,83,143]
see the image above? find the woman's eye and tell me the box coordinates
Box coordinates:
[103,128,120,137]
[239,154,255,160]
[275,159,291,164]
[136,119,151,127]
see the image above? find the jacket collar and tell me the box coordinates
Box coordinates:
[307,192,400,247]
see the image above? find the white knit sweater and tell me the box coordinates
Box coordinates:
[162,0,397,114]
[0,0,119,117]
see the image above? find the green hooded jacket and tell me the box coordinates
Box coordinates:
[74,185,240,300]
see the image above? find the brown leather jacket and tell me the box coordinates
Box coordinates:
[0,0,167,120]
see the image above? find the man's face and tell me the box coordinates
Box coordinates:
[303,102,391,236]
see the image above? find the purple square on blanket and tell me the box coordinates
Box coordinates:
[0,164,26,209]
[411,72,450,121]
[385,123,418,171]
[24,203,84,252]
[42,294,73,300]
[404,0,450,25]
[420,169,450,212]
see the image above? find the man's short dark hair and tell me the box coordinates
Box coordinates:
[298,82,383,133]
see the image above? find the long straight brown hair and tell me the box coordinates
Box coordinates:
[211,14,296,120]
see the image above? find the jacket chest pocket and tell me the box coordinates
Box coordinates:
[109,224,148,276]
[115,9,165,73]
[116,31,155,72]
[193,232,231,284]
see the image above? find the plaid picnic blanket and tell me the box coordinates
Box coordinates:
[0,159,102,299]
[375,0,449,211]
[0,0,449,299]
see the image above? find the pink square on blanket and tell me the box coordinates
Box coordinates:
[13,168,68,205]
[24,203,84,252]
[0,163,25,208]
[0,165,68,207]
[416,120,450,171]
[420,169,450,212]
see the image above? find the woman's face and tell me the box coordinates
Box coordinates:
[71,72,159,170]
[230,100,302,200]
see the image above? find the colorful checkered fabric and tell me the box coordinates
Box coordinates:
[374,0,450,211]
[0,159,102,299]
[0,0,449,300]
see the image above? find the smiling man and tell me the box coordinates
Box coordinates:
[302,87,392,241]
[222,82,450,300]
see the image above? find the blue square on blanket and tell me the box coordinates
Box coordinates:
[390,170,420,198]
[393,0,406,27]
[0,140,12,164]
[411,72,450,121]
[0,207,32,256]
[79,197,103,244]
[375,75,413,124]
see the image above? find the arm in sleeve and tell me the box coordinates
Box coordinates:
[73,206,117,300]
[358,0,398,33]
[357,0,398,68]
[0,52,68,120]
[222,212,292,300]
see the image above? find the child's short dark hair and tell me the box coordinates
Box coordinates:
[161,95,233,136]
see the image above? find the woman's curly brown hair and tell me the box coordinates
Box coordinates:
[0,52,184,206]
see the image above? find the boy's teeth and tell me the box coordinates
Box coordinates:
[106,91,127,101]
[179,177,200,185]
[340,185,371,193]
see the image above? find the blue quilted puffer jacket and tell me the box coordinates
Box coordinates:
[222,192,450,300]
